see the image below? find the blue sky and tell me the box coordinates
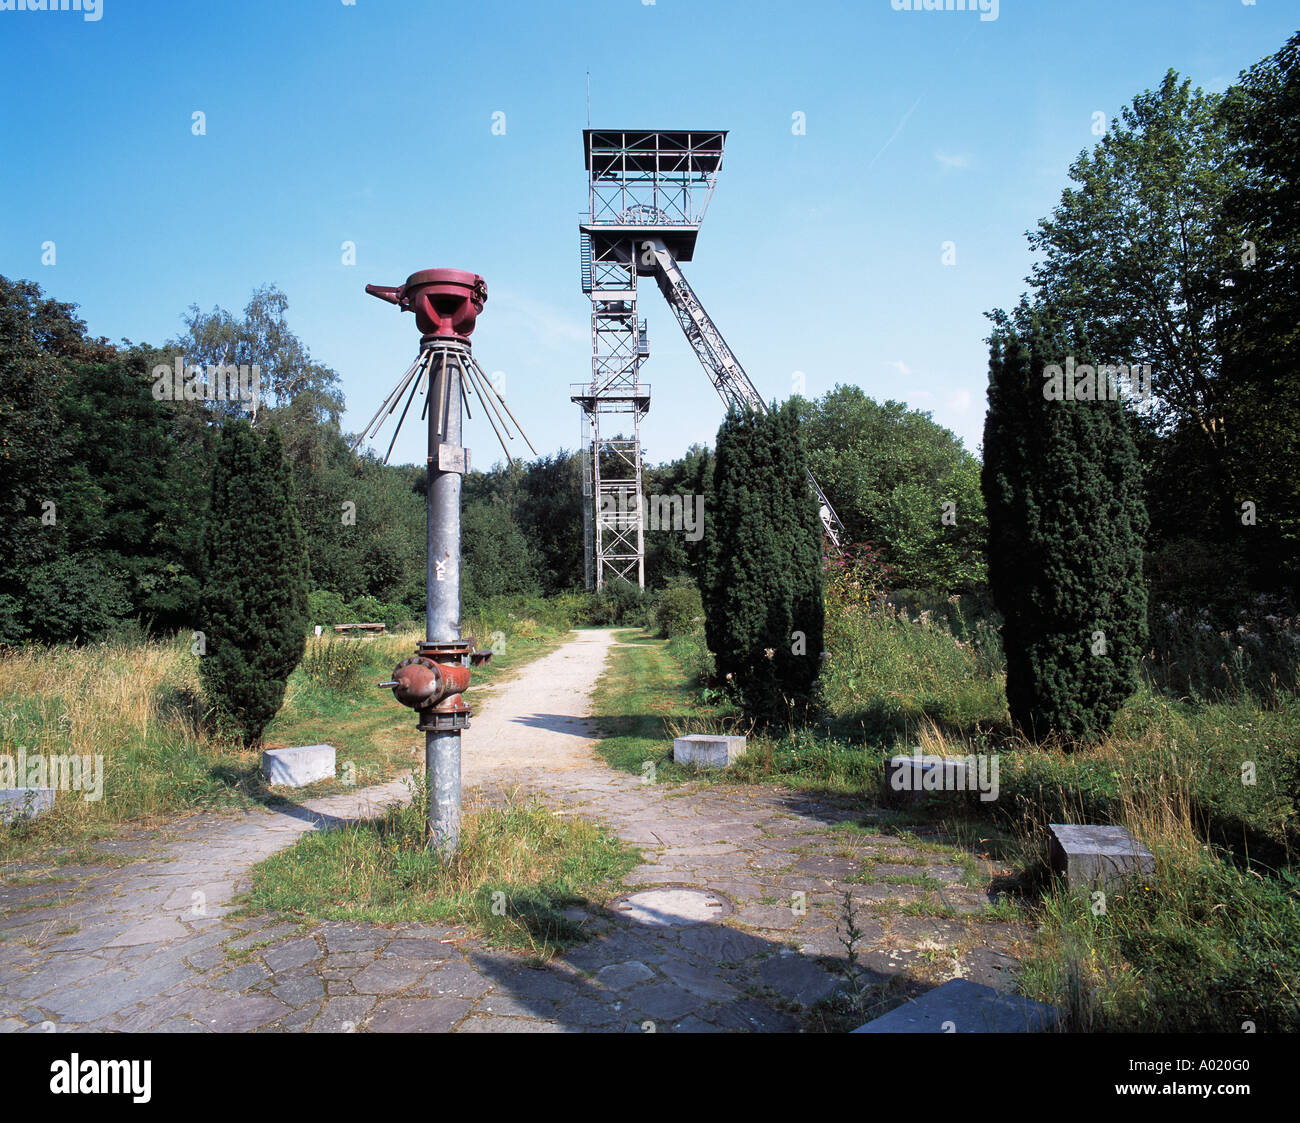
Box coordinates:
[1,0,1295,470]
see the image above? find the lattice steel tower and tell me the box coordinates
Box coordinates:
[573,129,845,590]
[573,130,723,589]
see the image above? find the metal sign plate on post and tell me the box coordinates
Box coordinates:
[436,442,469,474]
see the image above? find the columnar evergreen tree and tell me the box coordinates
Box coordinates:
[200,420,309,746]
[982,313,1148,742]
[702,402,824,721]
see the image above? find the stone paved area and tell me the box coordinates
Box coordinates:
[0,630,1027,1033]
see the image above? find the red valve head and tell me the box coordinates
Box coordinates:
[365,268,487,342]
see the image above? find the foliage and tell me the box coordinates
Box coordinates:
[652,577,704,639]
[307,589,355,629]
[982,317,1149,742]
[461,498,540,609]
[1220,31,1300,591]
[796,387,987,594]
[198,421,309,746]
[702,402,824,721]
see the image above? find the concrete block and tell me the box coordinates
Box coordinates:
[0,788,56,824]
[1048,823,1155,890]
[673,734,746,768]
[853,978,1059,1033]
[894,748,977,800]
[262,744,336,787]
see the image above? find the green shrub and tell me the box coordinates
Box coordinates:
[199,422,309,747]
[308,589,355,630]
[982,319,1148,742]
[653,578,703,638]
[702,402,824,721]
[582,578,652,628]
[347,595,410,629]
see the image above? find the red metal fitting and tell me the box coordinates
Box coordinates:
[387,656,470,711]
[365,268,487,342]
[381,641,493,733]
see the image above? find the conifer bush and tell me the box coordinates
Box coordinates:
[199,421,309,746]
[982,316,1148,742]
[702,402,824,721]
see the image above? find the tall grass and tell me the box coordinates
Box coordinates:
[246,781,639,957]
[0,634,257,845]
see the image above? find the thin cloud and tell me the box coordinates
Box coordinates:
[491,290,587,348]
[934,150,971,170]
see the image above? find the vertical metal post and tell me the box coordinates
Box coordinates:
[426,344,463,855]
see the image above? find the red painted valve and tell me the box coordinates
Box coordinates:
[383,656,470,711]
[365,268,487,341]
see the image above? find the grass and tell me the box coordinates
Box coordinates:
[0,618,567,863]
[593,601,1300,1032]
[245,784,639,958]
[588,628,736,781]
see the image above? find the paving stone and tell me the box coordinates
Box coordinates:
[621,982,706,1021]
[309,996,375,1033]
[352,958,427,995]
[226,923,300,951]
[476,991,558,1020]
[595,960,656,990]
[319,924,391,955]
[212,961,270,992]
[148,1017,209,1033]
[669,1014,726,1033]
[271,974,326,1006]
[103,916,189,947]
[757,953,841,1006]
[502,968,579,1002]
[854,978,1059,1033]
[115,992,198,1032]
[281,1000,323,1033]
[263,938,321,973]
[320,952,375,969]
[710,998,800,1033]
[382,938,453,961]
[194,995,291,1032]
[673,924,766,963]
[366,997,470,1033]
[658,959,741,1002]
[185,945,228,971]
[2,954,109,1000]
[458,1015,565,1033]
[554,996,622,1029]
[413,961,491,999]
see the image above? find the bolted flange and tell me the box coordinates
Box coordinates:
[379,644,493,733]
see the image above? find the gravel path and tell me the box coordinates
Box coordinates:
[0,628,1028,1033]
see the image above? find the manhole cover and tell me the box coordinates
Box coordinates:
[614,888,730,927]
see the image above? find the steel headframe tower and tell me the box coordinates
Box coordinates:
[359,268,532,856]
[573,130,724,590]
[574,130,845,584]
